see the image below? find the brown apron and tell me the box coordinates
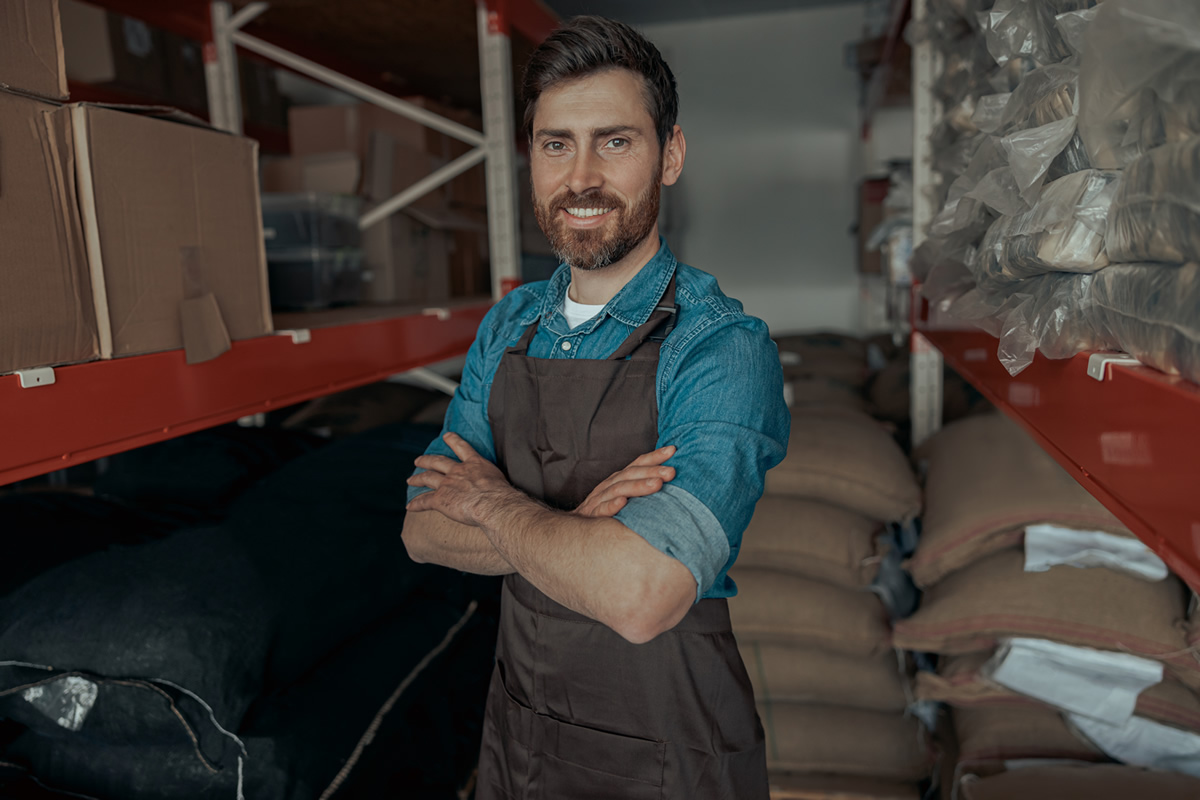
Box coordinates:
[476,275,768,800]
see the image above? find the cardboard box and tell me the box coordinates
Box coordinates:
[261,153,361,195]
[0,0,68,100]
[449,229,490,298]
[163,31,208,114]
[0,89,98,374]
[59,104,272,362]
[362,210,450,305]
[289,100,483,207]
[60,0,169,101]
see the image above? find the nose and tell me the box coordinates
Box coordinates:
[565,147,603,196]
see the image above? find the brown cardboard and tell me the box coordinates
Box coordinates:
[60,0,168,101]
[0,89,98,373]
[0,0,68,100]
[260,152,360,195]
[362,209,450,305]
[62,103,272,359]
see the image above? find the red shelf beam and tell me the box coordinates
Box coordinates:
[920,328,1200,592]
[0,304,490,487]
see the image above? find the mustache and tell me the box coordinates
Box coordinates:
[552,190,622,210]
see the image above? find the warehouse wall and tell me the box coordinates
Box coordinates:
[642,4,868,334]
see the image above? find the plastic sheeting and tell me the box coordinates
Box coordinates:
[1078,0,1200,168]
[974,169,1119,284]
[1107,137,1200,265]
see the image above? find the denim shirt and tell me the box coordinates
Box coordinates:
[408,240,790,601]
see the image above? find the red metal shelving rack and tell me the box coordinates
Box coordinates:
[1,0,559,487]
[914,326,1200,592]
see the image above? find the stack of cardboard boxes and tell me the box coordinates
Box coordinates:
[0,0,272,375]
[263,99,491,305]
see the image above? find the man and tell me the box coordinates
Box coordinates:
[403,15,789,798]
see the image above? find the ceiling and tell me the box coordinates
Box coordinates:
[541,0,860,26]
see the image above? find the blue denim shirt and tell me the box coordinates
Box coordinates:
[408,240,790,601]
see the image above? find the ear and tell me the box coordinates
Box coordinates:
[660,125,686,187]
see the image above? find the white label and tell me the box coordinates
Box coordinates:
[23,675,99,732]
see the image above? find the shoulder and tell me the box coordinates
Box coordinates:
[667,262,773,353]
[482,280,549,338]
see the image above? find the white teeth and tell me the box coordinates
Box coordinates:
[565,208,611,218]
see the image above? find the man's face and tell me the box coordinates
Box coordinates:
[530,69,665,271]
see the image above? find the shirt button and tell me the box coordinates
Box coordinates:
[562,341,572,352]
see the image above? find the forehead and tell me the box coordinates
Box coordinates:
[533,68,653,133]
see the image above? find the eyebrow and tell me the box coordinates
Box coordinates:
[534,125,643,141]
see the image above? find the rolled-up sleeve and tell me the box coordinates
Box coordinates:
[614,317,790,600]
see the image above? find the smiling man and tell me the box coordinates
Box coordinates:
[402,16,789,799]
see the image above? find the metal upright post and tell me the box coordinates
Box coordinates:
[206,2,244,135]
[477,4,523,299]
[910,0,944,447]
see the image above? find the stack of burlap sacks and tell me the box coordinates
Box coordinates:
[773,332,987,429]
[730,343,933,799]
[891,412,1200,798]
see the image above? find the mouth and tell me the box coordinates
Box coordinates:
[561,207,614,221]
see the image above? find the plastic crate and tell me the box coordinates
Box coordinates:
[267,247,364,311]
[261,192,362,251]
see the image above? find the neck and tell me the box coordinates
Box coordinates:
[568,227,662,306]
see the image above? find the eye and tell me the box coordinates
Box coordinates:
[544,141,566,152]
[607,137,629,149]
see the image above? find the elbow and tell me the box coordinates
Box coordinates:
[610,571,696,645]
[400,514,430,564]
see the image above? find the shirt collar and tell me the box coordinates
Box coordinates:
[524,239,678,329]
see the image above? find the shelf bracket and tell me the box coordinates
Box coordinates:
[1087,352,1141,381]
[422,307,451,322]
[15,368,56,389]
[276,329,312,344]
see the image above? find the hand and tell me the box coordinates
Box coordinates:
[574,446,677,518]
[406,432,519,528]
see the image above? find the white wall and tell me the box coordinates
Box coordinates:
[643,4,868,334]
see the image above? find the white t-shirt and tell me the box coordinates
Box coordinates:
[562,291,606,330]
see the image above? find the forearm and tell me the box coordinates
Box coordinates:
[479,493,695,643]
[401,509,515,576]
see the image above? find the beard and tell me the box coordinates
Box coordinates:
[533,178,662,271]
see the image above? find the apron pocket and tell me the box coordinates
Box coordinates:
[493,664,665,799]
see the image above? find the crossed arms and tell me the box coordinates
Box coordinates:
[401,433,697,644]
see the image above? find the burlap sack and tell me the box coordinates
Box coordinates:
[782,358,869,390]
[918,652,1200,734]
[952,703,1104,764]
[766,415,921,523]
[959,764,1200,800]
[738,498,883,589]
[740,643,909,713]
[907,413,1129,587]
[767,773,920,800]
[730,569,891,657]
[892,549,1198,686]
[759,705,932,782]
[774,332,868,363]
[786,378,870,414]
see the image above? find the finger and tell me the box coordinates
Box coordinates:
[626,445,676,468]
[595,476,664,504]
[596,496,628,516]
[406,492,437,513]
[612,465,675,484]
[406,472,444,490]
[413,454,460,474]
[443,432,482,463]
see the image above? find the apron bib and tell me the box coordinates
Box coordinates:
[475,275,768,800]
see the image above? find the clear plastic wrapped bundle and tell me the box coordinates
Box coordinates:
[998,63,1093,201]
[1107,137,1200,265]
[931,137,1008,243]
[974,169,1120,284]
[1078,0,1200,168]
[995,271,1109,373]
[936,36,1000,106]
[1089,263,1200,383]
[978,0,1074,70]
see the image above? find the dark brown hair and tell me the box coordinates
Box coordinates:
[521,16,679,148]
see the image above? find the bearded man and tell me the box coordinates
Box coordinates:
[403,15,789,799]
